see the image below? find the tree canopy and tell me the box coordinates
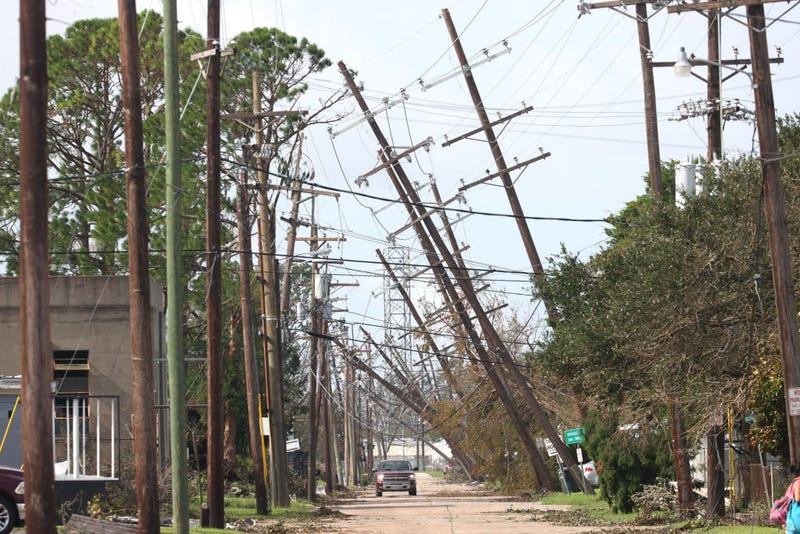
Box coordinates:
[532,114,800,465]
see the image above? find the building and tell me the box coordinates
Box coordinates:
[0,275,168,473]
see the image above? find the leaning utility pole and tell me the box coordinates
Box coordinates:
[441,9,556,294]
[18,1,56,532]
[253,72,291,507]
[342,60,587,492]
[236,146,270,514]
[747,2,800,467]
[163,0,189,531]
[117,1,160,531]
[204,0,225,527]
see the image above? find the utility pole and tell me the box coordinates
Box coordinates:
[163,0,189,530]
[635,3,664,198]
[581,1,664,197]
[320,309,335,493]
[343,355,351,486]
[704,10,725,518]
[253,72,291,507]
[117,1,160,531]
[340,60,587,492]
[18,1,56,532]
[280,134,304,316]
[366,377,374,471]
[706,9,722,162]
[236,145,269,514]
[306,216,320,502]
[204,0,224,527]
[747,2,800,468]
[441,9,556,295]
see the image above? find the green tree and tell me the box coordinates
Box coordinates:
[583,411,674,513]
[531,121,800,508]
[0,12,209,277]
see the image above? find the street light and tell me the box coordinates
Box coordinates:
[673,47,756,165]
[673,47,754,87]
[673,47,693,78]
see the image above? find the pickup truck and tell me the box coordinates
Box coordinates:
[372,460,417,497]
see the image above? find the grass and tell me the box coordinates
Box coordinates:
[153,497,319,533]
[538,491,777,533]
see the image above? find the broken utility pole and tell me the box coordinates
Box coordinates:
[117,1,160,531]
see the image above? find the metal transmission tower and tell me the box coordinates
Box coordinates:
[383,244,413,370]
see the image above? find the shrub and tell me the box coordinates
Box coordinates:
[583,412,674,513]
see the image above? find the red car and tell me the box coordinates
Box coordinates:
[373,460,417,497]
[0,466,24,534]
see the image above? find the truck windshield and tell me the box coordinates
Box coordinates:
[380,461,411,471]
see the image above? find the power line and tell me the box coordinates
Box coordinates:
[225,156,611,224]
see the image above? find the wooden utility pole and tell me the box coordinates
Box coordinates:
[117,2,160,531]
[366,377,374,471]
[306,218,321,502]
[280,134,304,315]
[371,119,553,487]
[340,61,586,492]
[253,72,291,507]
[320,317,335,493]
[236,146,270,514]
[163,0,189,530]
[582,2,664,197]
[18,1,56,532]
[747,3,800,468]
[441,9,555,295]
[706,9,722,162]
[343,355,351,486]
[704,9,725,518]
[204,0,224,527]
[635,3,664,197]
[347,359,358,484]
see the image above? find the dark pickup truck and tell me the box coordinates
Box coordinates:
[373,460,417,497]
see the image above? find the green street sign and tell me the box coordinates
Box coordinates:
[564,427,585,445]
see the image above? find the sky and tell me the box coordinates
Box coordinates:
[4,0,800,348]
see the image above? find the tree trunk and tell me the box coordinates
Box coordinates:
[223,405,237,477]
[706,423,725,518]
[669,399,694,517]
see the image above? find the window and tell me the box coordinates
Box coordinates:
[53,350,89,419]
